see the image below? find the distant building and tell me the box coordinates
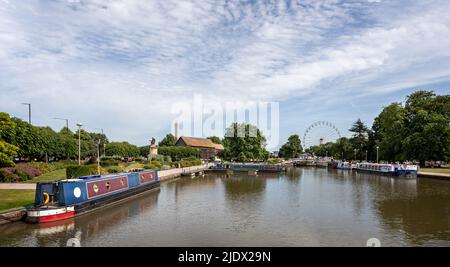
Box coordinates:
[175,136,224,160]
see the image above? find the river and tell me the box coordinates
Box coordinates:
[1,168,449,247]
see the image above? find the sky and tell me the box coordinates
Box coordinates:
[0,0,449,149]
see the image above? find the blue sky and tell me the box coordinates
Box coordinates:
[1,0,449,149]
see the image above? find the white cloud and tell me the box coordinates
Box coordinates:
[0,0,449,145]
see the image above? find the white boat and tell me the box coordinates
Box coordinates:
[336,161,352,170]
[356,163,418,178]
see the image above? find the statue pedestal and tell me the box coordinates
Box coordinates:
[149,144,158,160]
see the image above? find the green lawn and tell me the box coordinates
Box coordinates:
[25,168,67,183]
[420,168,450,174]
[0,190,35,212]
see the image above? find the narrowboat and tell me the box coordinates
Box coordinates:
[336,161,352,170]
[356,163,418,178]
[26,169,159,224]
[209,163,286,173]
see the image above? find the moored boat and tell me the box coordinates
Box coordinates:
[336,161,352,170]
[356,163,418,178]
[26,169,160,224]
[209,163,286,173]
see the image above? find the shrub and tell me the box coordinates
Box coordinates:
[106,166,123,174]
[66,165,100,179]
[143,164,160,171]
[15,163,43,178]
[158,146,200,161]
[26,162,50,173]
[0,168,20,183]
[13,168,32,181]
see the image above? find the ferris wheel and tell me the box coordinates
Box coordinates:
[303,121,341,150]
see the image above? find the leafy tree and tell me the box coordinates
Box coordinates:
[158,134,176,147]
[59,127,77,160]
[372,103,406,162]
[402,91,450,165]
[3,118,44,160]
[0,112,19,167]
[222,123,269,162]
[105,142,140,158]
[278,134,303,158]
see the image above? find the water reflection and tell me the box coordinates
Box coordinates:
[0,189,160,247]
[0,169,449,246]
[374,179,450,246]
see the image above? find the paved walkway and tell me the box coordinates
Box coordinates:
[418,171,450,180]
[0,183,36,190]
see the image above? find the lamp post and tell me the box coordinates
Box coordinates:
[96,140,100,174]
[94,128,105,157]
[21,103,31,124]
[376,146,379,163]
[365,150,368,162]
[76,123,83,165]
[54,117,69,130]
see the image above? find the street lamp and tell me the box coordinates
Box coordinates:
[376,146,380,163]
[94,128,105,157]
[76,123,83,165]
[21,103,31,124]
[96,140,101,174]
[54,117,69,130]
[365,150,368,162]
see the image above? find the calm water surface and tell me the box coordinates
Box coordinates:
[1,168,450,247]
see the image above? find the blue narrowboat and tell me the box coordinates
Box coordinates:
[26,169,159,224]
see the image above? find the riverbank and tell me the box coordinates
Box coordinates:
[418,171,450,180]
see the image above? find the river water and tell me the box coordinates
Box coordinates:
[1,168,449,247]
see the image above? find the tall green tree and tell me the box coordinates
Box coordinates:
[372,103,406,162]
[0,112,19,166]
[402,91,450,165]
[106,142,140,158]
[349,118,370,160]
[278,134,303,158]
[222,123,269,162]
[159,134,176,146]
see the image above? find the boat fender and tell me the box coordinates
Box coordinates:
[43,192,50,205]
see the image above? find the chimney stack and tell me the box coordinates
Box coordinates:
[174,122,179,140]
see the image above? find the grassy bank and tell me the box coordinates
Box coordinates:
[420,168,450,174]
[0,190,35,212]
[24,168,67,183]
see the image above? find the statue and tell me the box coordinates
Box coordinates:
[151,137,156,145]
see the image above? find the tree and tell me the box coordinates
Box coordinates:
[0,112,19,167]
[159,134,176,147]
[372,103,406,162]
[59,127,77,160]
[222,123,269,162]
[105,142,140,158]
[402,91,450,165]
[349,118,370,160]
[3,117,44,160]
[278,134,303,158]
